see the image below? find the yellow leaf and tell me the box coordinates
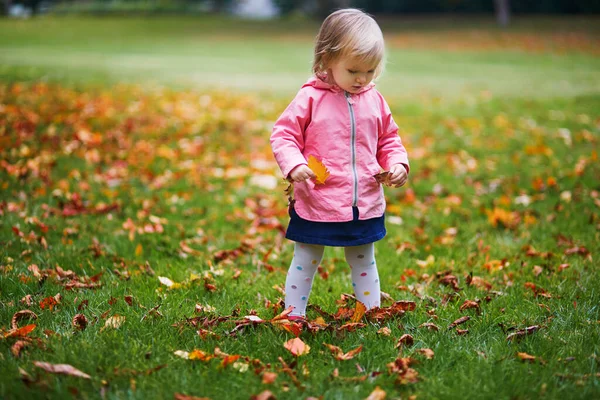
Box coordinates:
[135,244,143,257]
[307,155,330,185]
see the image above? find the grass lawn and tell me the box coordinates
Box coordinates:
[1,15,599,400]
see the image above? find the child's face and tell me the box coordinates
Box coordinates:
[328,56,378,94]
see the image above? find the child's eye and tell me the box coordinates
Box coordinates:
[368,70,375,73]
[348,70,357,74]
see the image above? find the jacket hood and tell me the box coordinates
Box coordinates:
[302,75,375,94]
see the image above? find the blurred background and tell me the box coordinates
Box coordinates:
[0,1,598,99]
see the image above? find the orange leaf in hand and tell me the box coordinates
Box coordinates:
[307,155,330,185]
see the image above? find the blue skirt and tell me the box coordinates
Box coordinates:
[285,205,386,247]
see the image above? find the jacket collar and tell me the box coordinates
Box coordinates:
[302,75,375,95]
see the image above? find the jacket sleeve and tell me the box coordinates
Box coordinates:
[376,94,410,174]
[270,88,313,178]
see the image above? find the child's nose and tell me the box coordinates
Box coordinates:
[356,75,367,83]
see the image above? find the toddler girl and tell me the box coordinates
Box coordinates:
[270,8,409,319]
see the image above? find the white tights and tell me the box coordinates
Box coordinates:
[284,242,381,317]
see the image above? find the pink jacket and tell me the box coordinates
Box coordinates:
[270,77,409,222]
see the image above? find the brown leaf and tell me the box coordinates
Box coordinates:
[174,394,211,400]
[365,386,387,400]
[11,340,30,357]
[418,322,439,331]
[261,371,278,384]
[374,171,392,186]
[283,337,310,357]
[102,315,125,331]
[448,316,470,329]
[517,352,537,362]
[72,314,88,331]
[506,325,540,341]
[415,348,435,359]
[377,327,391,336]
[459,300,480,312]
[323,343,363,361]
[396,334,414,348]
[33,361,91,379]
[11,310,38,330]
[251,390,276,400]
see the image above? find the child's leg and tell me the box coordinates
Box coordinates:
[285,243,325,317]
[345,243,381,309]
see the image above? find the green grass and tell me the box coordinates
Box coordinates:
[1,15,599,400]
[1,15,599,98]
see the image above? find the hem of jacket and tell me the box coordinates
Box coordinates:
[285,230,386,247]
[294,206,385,222]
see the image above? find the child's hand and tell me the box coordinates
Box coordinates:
[388,164,408,187]
[288,164,316,183]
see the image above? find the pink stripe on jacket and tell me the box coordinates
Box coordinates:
[270,77,409,222]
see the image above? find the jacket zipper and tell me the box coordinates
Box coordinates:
[345,92,359,208]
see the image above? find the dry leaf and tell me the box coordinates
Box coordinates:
[396,334,414,348]
[103,315,125,330]
[517,352,537,362]
[11,341,30,357]
[72,314,88,331]
[307,155,330,185]
[11,310,38,330]
[3,324,36,339]
[416,348,435,359]
[33,361,91,379]
[173,394,211,400]
[377,327,391,336]
[366,386,387,400]
[324,343,363,361]
[351,301,366,323]
[459,300,480,311]
[283,337,310,356]
[251,390,276,400]
[261,371,278,384]
[374,171,391,186]
[448,316,470,329]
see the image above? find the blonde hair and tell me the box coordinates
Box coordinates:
[313,9,386,80]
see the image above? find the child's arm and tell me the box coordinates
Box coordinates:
[376,94,410,181]
[270,89,313,181]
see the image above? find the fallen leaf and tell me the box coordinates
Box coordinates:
[506,325,540,341]
[396,334,414,348]
[351,301,366,323]
[459,300,480,312]
[517,352,537,362]
[307,155,330,185]
[102,315,125,330]
[366,386,387,400]
[283,337,310,356]
[11,310,38,330]
[261,371,278,384]
[377,327,391,336]
[324,343,363,361]
[3,324,36,339]
[448,316,470,329]
[251,390,276,400]
[72,314,88,331]
[415,348,435,359]
[33,361,91,379]
[174,394,211,400]
[11,340,30,357]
